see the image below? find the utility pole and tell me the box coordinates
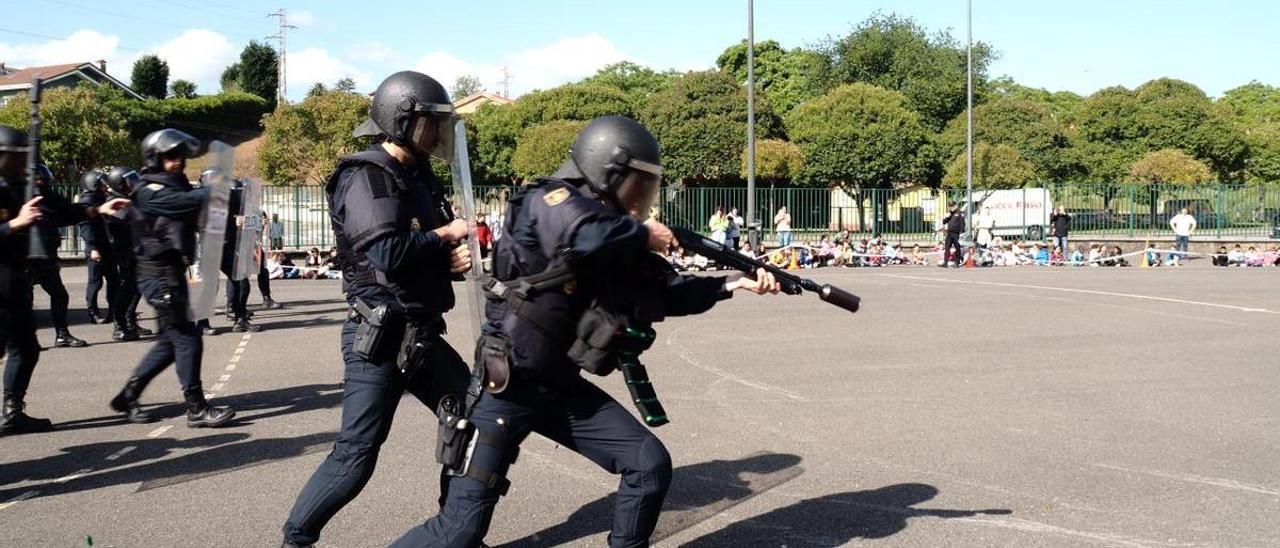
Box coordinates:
[267,9,297,103]
[498,66,511,99]
[965,0,974,237]
[746,0,758,248]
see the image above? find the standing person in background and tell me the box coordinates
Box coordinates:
[708,206,728,244]
[726,207,741,250]
[28,165,88,348]
[974,206,995,250]
[476,216,493,259]
[774,206,792,247]
[78,170,117,326]
[268,213,284,251]
[1169,207,1196,259]
[939,202,965,268]
[1050,207,1071,254]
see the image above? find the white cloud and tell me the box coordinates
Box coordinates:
[344,42,401,64]
[290,10,318,28]
[0,29,123,69]
[145,29,237,91]
[412,33,631,98]
[288,47,373,96]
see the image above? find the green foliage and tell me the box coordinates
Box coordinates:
[991,77,1083,125]
[220,64,241,92]
[580,61,680,99]
[1076,80,1248,182]
[1243,124,1280,182]
[822,13,996,130]
[170,79,198,99]
[1129,148,1213,184]
[259,90,370,184]
[307,83,327,98]
[451,75,482,99]
[92,85,269,143]
[131,55,169,99]
[237,41,279,107]
[938,97,1074,182]
[716,40,830,113]
[639,70,783,182]
[942,143,1036,188]
[0,86,133,179]
[511,120,586,180]
[744,138,804,181]
[785,82,930,188]
[333,78,357,94]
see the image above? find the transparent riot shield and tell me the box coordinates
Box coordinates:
[451,119,485,342]
[187,142,233,321]
[233,177,264,281]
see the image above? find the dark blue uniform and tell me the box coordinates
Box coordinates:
[79,189,118,320]
[125,171,209,399]
[106,200,143,332]
[1,175,90,430]
[393,179,734,548]
[282,147,471,546]
[26,189,73,334]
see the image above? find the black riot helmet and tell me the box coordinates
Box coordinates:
[353,71,457,163]
[553,116,663,216]
[0,125,28,153]
[141,128,201,173]
[33,163,54,185]
[80,170,107,193]
[105,166,141,195]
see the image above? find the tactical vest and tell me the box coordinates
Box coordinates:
[131,173,199,269]
[326,149,452,314]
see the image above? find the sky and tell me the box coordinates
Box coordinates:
[0,0,1276,101]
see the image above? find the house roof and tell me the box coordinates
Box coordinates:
[0,62,143,99]
[454,91,514,110]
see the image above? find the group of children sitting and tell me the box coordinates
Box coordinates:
[1212,244,1280,267]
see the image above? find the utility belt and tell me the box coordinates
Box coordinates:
[137,263,188,330]
[347,297,446,380]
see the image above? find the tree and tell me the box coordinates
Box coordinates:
[220,63,241,92]
[307,83,327,98]
[237,41,279,107]
[1243,125,1280,182]
[131,55,170,99]
[259,90,371,184]
[0,85,133,179]
[822,13,996,130]
[785,83,931,229]
[580,61,679,99]
[451,75,482,99]
[716,40,829,113]
[992,77,1083,125]
[333,78,357,94]
[942,143,1036,189]
[938,97,1074,183]
[1129,149,1213,185]
[743,139,804,181]
[511,120,586,180]
[639,70,783,182]
[170,79,198,99]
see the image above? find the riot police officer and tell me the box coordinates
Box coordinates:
[0,125,130,433]
[102,166,150,341]
[392,116,780,547]
[107,128,234,427]
[79,170,117,325]
[28,164,88,347]
[280,71,473,548]
[222,177,260,333]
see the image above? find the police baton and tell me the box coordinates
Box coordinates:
[25,78,49,260]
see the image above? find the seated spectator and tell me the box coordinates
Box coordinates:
[739,241,753,257]
[1144,247,1161,267]
[1227,244,1245,266]
[1033,244,1050,265]
[1163,244,1181,267]
[909,244,927,266]
[1050,246,1064,265]
[1086,244,1101,266]
[1070,246,1085,266]
[303,247,323,279]
[1212,245,1230,267]
[1111,246,1130,267]
[769,250,788,269]
[266,252,285,280]
[817,236,835,266]
[1265,245,1280,267]
[690,253,710,271]
[276,252,301,279]
[831,243,850,267]
[317,247,341,279]
[1244,246,1263,267]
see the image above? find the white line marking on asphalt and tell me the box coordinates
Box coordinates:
[104,446,135,461]
[237,341,248,348]
[54,468,93,483]
[234,347,245,355]
[211,383,225,391]
[219,374,231,382]
[878,274,1280,315]
[1095,463,1280,496]
[225,363,236,371]
[242,333,252,340]
[0,491,39,511]
[146,425,172,438]
[229,355,241,363]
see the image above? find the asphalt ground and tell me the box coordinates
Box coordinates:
[2,262,1278,547]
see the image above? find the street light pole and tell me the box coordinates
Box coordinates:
[746,0,758,249]
[965,0,974,235]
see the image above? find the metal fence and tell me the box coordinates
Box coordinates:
[47,182,1280,257]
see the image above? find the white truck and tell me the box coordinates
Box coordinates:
[964,188,1054,240]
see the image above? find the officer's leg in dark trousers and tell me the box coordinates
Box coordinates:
[281,322,470,547]
[258,263,281,308]
[111,265,144,340]
[2,290,53,434]
[85,258,118,323]
[393,377,673,548]
[31,262,86,347]
[110,276,233,427]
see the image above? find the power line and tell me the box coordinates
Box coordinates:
[42,0,259,40]
[0,27,145,52]
[153,0,258,22]
[266,9,297,104]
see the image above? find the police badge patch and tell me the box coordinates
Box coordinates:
[543,187,569,206]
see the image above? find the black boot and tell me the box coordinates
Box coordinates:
[263,297,283,309]
[2,395,53,434]
[232,317,262,333]
[109,377,154,423]
[54,329,89,348]
[185,391,235,428]
[130,314,153,336]
[88,308,107,324]
[112,322,140,342]
[100,309,114,324]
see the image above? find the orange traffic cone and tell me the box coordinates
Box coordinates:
[1139,243,1150,268]
[964,250,975,268]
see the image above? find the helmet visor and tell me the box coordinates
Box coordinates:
[616,171,661,221]
[408,111,457,164]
